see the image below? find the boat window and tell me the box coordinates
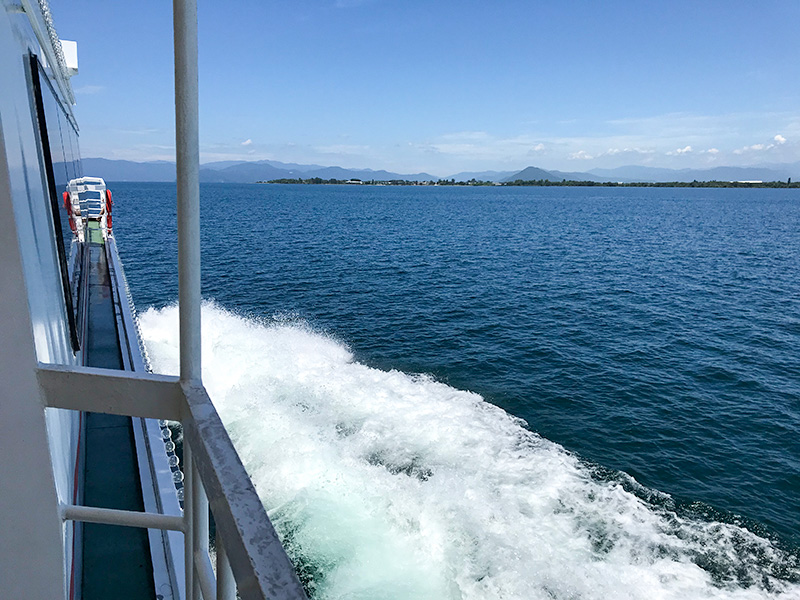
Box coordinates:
[28,53,80,351]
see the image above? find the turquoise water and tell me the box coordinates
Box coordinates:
[114,183,800,598]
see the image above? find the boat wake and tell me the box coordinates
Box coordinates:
[140,303,799,600]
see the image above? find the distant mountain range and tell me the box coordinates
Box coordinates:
[83,158,436,183]
[500,166,611,183]
[503,164,800,183]
[82,158,800,185]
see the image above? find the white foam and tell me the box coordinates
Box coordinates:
[140,303,799,600]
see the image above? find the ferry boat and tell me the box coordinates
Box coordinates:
[0,1,306,598]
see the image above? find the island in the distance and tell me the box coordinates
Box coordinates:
[262,177,797,188]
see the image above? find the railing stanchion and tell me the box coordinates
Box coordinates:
[216,532,235,600]
[174,0,201,385]
[193,459,209,600]
[184,441,195,600]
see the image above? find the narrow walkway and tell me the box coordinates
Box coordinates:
[81,224,155,599]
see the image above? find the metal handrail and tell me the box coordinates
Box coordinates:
[39,2,307,598]
[38,364,308,600]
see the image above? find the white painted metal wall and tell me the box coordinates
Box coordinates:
[0,2,78,596]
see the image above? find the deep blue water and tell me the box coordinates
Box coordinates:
[112,182,800,551]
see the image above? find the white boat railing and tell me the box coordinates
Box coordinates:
[37,1,306,597]
[36,364,308,600]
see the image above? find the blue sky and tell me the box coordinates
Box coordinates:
[54,0,799,175]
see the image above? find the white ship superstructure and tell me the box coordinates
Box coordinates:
[64,176,112,242]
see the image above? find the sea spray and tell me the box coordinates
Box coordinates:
[140,303,800,600]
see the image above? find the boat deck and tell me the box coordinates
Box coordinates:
[79,222,156,599]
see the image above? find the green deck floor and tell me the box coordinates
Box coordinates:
[81,234,156,599]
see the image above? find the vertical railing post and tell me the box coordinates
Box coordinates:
[183,441,195,600]
[174,0,202,596]
[216,532,236,600]
[173,0,201,384]
[192,464,209,600]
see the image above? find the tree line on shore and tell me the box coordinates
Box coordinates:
[262,177,798,188]
[503,179,798,188]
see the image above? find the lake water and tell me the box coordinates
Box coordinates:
[113,182,800,599]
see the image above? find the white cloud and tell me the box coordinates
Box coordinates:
[241,139,253,146]
[260,113,799,173]
[666,145,693,156]
[605,112,796,159]
[423,132,546,161]
[731,134,791,155]
[733,142,772,154]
